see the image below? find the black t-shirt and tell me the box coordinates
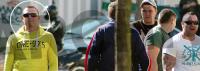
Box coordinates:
[132,20,157,35]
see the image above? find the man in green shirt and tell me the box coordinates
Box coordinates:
[144,9,176,71]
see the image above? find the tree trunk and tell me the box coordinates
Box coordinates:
[115,0,132,71]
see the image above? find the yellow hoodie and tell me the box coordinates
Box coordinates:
[4,26,58,71]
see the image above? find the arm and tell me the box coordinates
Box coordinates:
[162,39,176,71]
[4,36,14,71]
[48,34,58,71]
[145,32,163,71]
[84,35,95,71]
[163,54,176,71]
[147,45,160,71]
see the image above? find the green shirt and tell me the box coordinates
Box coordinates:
[144,25,170,71]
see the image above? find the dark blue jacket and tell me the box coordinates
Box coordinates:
[88,20,149,71]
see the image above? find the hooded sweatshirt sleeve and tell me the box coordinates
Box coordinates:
[4,35,14,71]
[48,34,58,71]
[84,34,95,71]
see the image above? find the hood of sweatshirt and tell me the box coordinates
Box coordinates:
[16,26,45,40]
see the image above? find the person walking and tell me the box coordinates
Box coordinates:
[4,6,58,71]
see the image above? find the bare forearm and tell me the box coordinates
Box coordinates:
[147,45,160,71]
[150,61,158,71]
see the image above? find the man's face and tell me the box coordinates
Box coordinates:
[22,7,40,32]
[182,15,199,35]
[141,4,157,24]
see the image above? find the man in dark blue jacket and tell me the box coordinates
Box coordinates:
[86,1,149,71]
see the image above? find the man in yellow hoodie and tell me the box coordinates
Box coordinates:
[4,6,58,71]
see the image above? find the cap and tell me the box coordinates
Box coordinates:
[140,0,157,8]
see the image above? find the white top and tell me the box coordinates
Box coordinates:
[163,32,200,71]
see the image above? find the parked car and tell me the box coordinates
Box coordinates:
[58,16,108,71]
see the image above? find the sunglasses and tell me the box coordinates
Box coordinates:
[23,13,38,17]
[184,21,199,25]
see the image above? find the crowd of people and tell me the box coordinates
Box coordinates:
[3,0,200,71]
[85,0,200,71]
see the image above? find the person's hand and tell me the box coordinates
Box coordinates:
[163,54,176,71]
